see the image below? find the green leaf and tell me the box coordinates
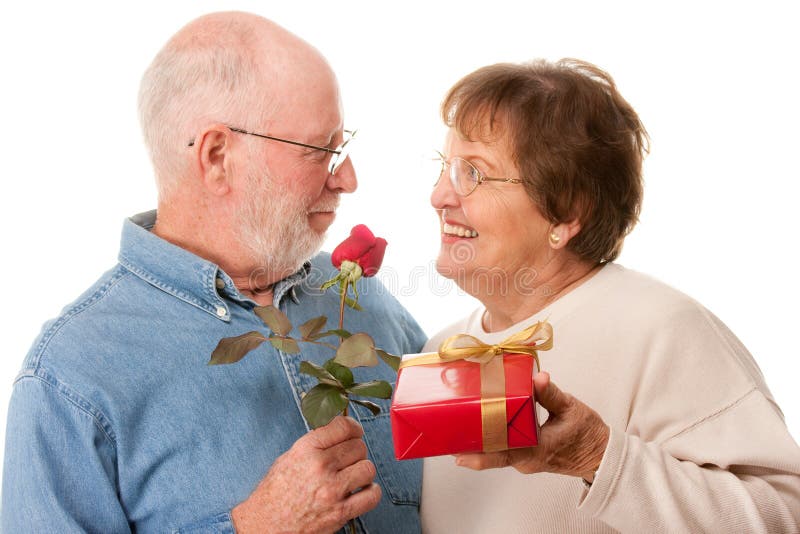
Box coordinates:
[347,380,393,399]
[269,336,300,354]
[334,333,378,368]
[301,384,348,429]
[299,361,339,384]
[351,399,381,416]
[209,331,266,365]
[320,277,340,292]
[254,306,292,336]
[377,349,402,372]
[323,359,354,388]
[344,296,363,311]
[299,316,327,340]
[314,328,352,340]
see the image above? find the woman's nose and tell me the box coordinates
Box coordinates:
[430,170,459,210]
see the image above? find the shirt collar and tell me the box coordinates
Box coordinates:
[117,210,310,321]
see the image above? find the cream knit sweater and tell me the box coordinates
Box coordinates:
[420,263,800,533]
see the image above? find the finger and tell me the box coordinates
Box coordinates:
[307,416,364,450]
[533,373,571,414]
[325,437,368,471]
[454,451,512,471]
[340,483,382,521]
[337,459,377,494]
[532,370,550,394]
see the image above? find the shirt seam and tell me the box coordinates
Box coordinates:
[170,511,234,533]
[589,387,762,518]
[14,369,117,447]
[118,255,229,321]
[27,267,128,370]
[663,386,759,445]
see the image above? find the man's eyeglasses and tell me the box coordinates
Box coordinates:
[431,150,522,196]
[189,127,357,175]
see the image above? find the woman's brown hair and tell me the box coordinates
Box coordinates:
[442,58,649,263]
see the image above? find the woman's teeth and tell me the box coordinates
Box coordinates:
[443,222,478,238]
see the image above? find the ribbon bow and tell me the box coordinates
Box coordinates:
[438,321,554,367]
[399,320,553,370]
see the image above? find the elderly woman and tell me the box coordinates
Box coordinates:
[421,59,800,533]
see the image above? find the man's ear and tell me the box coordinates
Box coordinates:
[194,125,234,196]
[549,218,582,249]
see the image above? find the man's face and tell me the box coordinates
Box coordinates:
[235,71,357,278]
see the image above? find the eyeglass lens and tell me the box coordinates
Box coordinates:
[432,153,480,196]
[329,130,356,175]
[449,158,481,195]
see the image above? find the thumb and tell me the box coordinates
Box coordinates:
[534,372,570,414]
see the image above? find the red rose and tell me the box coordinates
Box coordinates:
[331,224,387,277]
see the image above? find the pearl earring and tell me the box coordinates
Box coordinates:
[549,232,561,246]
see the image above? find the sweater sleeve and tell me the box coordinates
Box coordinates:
[574,294,800,533]
[579,390,800,532]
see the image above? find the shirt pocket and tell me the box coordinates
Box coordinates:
[349,394,421,506]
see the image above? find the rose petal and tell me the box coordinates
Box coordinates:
[331,226,376,269]
[349,224,375,242]
[360,237,387,277]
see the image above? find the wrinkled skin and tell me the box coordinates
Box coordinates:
[232,416,381,533]
[456,372,609,482]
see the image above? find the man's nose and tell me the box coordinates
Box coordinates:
[327,155,357,193]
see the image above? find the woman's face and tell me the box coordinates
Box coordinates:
[430,128,552,294]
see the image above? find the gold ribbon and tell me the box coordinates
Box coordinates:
[400,321,553,452]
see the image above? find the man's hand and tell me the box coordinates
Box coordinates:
[232,416,380,533]
[455,372,609,481]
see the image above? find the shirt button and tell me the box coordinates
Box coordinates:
[215,306,227,317]
[215,278,225,289]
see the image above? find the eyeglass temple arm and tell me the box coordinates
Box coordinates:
[229,128,341,153]
[188,127,354,152]
[483,177,523,184]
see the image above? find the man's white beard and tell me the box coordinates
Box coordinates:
[236,168,333,281]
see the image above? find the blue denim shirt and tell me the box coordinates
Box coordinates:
[2,211,426,533]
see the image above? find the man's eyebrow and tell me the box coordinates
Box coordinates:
[297,130,334,150]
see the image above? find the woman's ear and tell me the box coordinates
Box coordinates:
[549,219,581,249]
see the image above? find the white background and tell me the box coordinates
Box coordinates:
[1,1,798,479]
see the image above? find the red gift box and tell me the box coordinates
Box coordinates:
[390,352,539,460]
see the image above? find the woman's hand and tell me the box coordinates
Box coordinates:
[455,372,609,482]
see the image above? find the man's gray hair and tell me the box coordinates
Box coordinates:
[137,22,272,198]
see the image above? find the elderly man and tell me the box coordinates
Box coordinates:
[2,12,425,533]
